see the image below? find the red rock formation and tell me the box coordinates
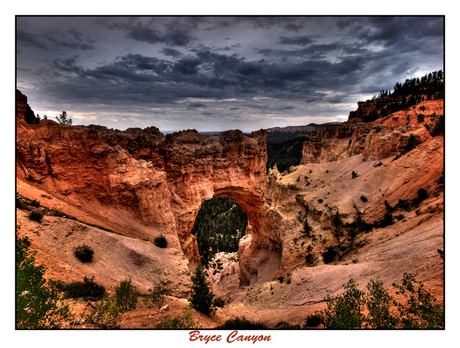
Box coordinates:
[301,99,443,164]
[16,90,278,285]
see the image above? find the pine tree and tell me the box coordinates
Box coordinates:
[56,111,72,125]
[188,263,215,316]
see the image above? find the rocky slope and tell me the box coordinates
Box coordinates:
[16,89,444,327]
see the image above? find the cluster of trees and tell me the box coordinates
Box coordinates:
[318,275,443,329]
[191,197,248,265]
[361,71,444,122]
[266,136,307,173]
[24,110,72,125]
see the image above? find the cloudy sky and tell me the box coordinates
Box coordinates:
[16,16,444,132]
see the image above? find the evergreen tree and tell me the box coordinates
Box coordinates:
[16,229,70,328]
[188,263,215,316]
[56,111,72,125]
[332,209,344,244]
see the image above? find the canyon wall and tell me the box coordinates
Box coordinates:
[16,90,281,287]
[301,99,443,164]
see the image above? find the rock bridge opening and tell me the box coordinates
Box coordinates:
[182,185,282,287]
[191,196,248,266]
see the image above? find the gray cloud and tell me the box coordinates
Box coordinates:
[278,35,316,46]
[16,16,444,132]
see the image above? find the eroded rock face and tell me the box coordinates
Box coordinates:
[301,99,443,164]
[16,89,279,287]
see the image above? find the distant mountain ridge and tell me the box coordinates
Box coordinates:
[266,124,317,143]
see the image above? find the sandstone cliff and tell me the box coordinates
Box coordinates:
[16,89,275,292]
[301,99,443,164]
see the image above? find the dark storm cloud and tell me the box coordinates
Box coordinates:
[17,26,95,52]
[127,22,194,47]
[50,57,84,76]
[187,103,207,108]
[30,40,413,108]
[276,106,295,111]
[283,23,305,32]
[98,17,196,47]
[161,47,182,57]
[16,16,444,131]
[278,35,316,46]
[17,29,48,49]
[44,28,95,51]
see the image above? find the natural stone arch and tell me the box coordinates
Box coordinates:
[177,184,282,286]
[15,96,281,287]
[178,185,265,263]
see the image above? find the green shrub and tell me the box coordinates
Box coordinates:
[430,114,444,136]
[213,297,226,308]
[304,313,323,328]
[156,306,201,329]
[350,210,374,234]
[417,114,425,123]
[273,320,300,329]
[144,285,169,309]
[85,295,121,328]
[393,273,444,328]
[29,199,40,207]
[114,278,139,311]
[16,195,27,209]
[216,316,269,329]
[61,277,106,300]
[74,244,94,263]
[318,276,443,329]
[360,195,368,202]
[365,279,397,329]
[28,209,44,222]
[154,235,168,248]
[322,279,366,329]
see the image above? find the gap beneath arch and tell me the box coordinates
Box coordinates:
[191,196,248,266]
